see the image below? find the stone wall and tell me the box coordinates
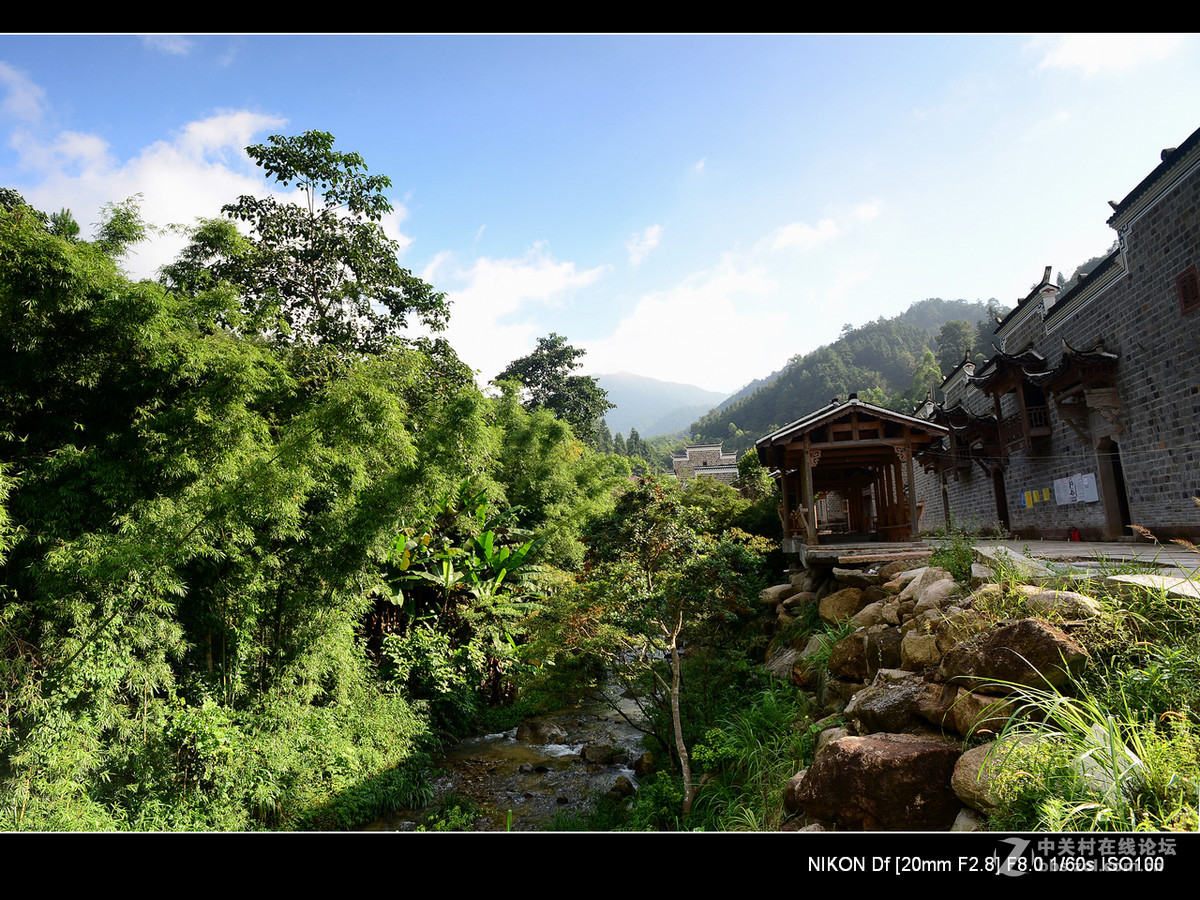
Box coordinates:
[926,127,1200,540]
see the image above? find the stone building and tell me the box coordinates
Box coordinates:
[758,124,1200,548]
[917,124,1200,541]
[671,442,739,484]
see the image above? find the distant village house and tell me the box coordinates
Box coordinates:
[671,442,739,485]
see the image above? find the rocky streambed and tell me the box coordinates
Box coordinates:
[369,684,649,831]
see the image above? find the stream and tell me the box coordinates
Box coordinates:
[367,682,649,831]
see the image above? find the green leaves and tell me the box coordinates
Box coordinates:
[167,130,448,354]
[494,333,613,445]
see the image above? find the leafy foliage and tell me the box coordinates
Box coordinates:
[0,187,488,829]
[164,130,448,353]
[494,333,613,445]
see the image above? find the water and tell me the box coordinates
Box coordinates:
[369,685,649,832]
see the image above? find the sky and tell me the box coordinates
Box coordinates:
[3,34,1199,395]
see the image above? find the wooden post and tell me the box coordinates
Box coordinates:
[905,441,917,540]
[802,438,816,544]
[779,465,791,539]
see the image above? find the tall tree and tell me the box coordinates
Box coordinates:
[493,333,613,444]
[163,131,448,353]
[935,319,976,376]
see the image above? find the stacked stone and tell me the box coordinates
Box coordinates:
[760,548,1097,830]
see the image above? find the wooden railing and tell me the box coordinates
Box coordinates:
[1000,405,1051,451]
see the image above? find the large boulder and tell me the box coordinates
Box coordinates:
[1024,589,1103,619]
[517,719,568,744]
[761,582,800,606]
[819,587,867,624]
[844,677,926,735]
[832,567,882,589]
[938,618,1089,693]
[952,738,1027,815]
[973,545,1056,581]
[793,733,964,830]
[827,630,869,681]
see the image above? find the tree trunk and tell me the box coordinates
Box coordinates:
[666,610,696,818]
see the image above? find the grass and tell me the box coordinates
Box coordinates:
[930,528,975,583]
[686,684,812,831]
[976,544,1200,832]
[980,680,1199,831]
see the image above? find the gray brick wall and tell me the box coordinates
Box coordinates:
[922,136,1200,540]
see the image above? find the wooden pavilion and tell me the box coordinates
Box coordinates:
[756,397,948,551]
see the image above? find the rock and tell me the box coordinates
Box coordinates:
[761,583,800,605]
[819,586,867,624]
[933,606,990,653]
[951,807,987,831]
[763,646,798,680]
[898,567,955,602]
[633,750,655,777]
[950,690,1015,738]
[973,545,1056,580]
[938,618,1089,693]
[1106,574,1200,600]
[783,770,807,813]
[828,631,868,681]
[781,590,816,611]
[845,678,926,734]
[952,738,1026,815]
[517,719,568,744]
[877,557,931,581]
[581,742,613,764]
[815,724,851,755]
[851,601,885,627]
[969,562,993,588]
[913,577,963,612]
[864,625,903,677]
[793,733,964,830]
[607,775,636,800]
[833,567,882,588]
[901,629,942,670]
[1025,589,1103,619]
[914,681,958,730]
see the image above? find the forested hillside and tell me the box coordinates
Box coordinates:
[688,298,1006,457]
[594,372,728,439]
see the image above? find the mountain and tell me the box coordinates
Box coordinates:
[594,372,730,439]
[687,298,1007,458]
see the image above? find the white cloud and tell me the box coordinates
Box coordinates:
[9,107,291,278]
[693,157,706,174]
[852,202,880,221]
[626,223,663,267]
[142,35,196,56]
[1033,34,1183,76]
[770,218,839,253]
[0,61,46,122]
[584,257,782,393]
[434,245,606,382]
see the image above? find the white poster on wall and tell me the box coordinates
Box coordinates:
[1080,472,1099,503]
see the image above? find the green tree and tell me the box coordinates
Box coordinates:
[485,382,628,569]
[164,131,448,353]
[494,333,613,445]
[0,194,479,829]
[935,319,976,376]
[579,477,769,819]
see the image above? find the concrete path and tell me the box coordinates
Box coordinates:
[966,539,1200,580]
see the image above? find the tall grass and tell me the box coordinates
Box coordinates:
[687,684,812,830]
[980,680,1198,831]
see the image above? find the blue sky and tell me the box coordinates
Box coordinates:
[3,34,1199,394]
